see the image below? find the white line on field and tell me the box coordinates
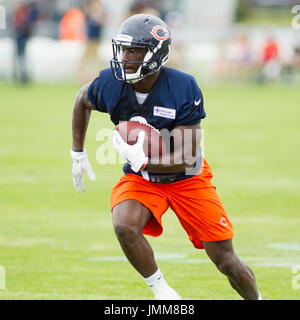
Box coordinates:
[88,253,187,262]
[87,255,300,268]
[266,243,300,251]
[88,243,300,268]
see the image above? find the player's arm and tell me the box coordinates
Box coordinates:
[113,123,201,174]
[70,82,96,193]
[147,123,201,173]
[72,81,93,151]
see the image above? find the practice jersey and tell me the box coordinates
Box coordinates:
[88,66,206,178]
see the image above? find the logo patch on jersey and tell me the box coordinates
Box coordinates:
[151,25,169,41]
[153,106,176,119]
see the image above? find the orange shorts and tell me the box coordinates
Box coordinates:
[110,159,234,249]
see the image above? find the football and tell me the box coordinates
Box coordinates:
[114,121,166,157]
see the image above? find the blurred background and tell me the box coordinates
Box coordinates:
[1,0,300,84]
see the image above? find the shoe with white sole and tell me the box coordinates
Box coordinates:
[155,289,182,300]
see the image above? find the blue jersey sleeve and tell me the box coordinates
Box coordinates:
[175,77,206,126]
[87,76,108,113]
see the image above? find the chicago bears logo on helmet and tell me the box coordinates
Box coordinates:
[151,25,169,41]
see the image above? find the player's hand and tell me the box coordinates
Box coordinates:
[70,150,96,193]
[112,130,148,172]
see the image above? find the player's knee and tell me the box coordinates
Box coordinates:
[112,200,150,243]
[113,222,140,243]
[216,255,239,277]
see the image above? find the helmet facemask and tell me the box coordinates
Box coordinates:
[111,39,167,83]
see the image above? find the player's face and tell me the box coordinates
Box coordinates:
[120,46,146,74]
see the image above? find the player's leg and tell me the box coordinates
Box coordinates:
[203,239,260,300]
[112,199,157,277]
[112,199,181,299]
[164,159,261,299]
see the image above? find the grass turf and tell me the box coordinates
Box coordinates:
[0,81,299,300]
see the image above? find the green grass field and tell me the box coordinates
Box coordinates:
[0,81,299,300]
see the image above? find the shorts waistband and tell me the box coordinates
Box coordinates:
[140,171,191,184]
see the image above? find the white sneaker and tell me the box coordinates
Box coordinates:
[155,288,182,300]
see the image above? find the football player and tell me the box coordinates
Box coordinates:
[71,14,261,300]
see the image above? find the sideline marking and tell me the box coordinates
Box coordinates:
[88,253,187,262]
[266,243,300,251]
[88,252,300,269]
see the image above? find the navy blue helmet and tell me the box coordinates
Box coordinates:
[110,14,172,83]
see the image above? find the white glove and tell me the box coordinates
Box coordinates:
[112,130,148,172]
[70,150,96,193]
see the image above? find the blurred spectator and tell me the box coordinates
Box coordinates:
[79,0,107,82]
[58,7,86,41]
[283,44,300,83]
[293,45,300,69]
[262,37,279,64]
[148,0,172,20]
[164,10,185,70]
[128,0,160,17]
[260,36,281,82]
[226,33,252,81]
[12,1,38,84]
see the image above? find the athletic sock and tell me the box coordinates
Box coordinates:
[143,268,169,295]
[258,291,262,300]
[143,268,180,299]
